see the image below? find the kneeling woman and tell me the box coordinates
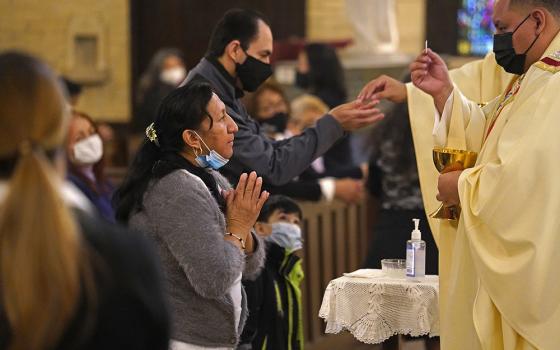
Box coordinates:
[114,81,268,349]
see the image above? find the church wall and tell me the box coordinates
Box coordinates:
[0,0,130,122]
[307,0,426,55]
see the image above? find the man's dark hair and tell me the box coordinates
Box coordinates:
[257,195,302,223]
[510,0,560,16]
[206,8,269,58]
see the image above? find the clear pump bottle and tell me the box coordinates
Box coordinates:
[406,218,426,279]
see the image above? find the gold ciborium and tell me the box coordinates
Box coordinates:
[430,147,478,220]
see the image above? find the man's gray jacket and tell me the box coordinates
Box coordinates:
[184,57,345,186]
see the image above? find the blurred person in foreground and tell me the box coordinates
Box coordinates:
[0,51,169,350]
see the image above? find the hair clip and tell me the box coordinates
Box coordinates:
[145,123,160,147]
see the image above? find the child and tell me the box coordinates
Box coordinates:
[239,195,305,350]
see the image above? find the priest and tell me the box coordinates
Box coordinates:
[361,0,560,348]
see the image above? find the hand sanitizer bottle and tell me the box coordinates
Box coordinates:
[406,218,426,279]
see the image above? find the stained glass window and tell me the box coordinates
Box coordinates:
[457,0,495,56]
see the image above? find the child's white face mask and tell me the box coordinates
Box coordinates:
[265,222,303,252]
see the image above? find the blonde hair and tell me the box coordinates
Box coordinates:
[289,94,329,129]
[0,52,90,349]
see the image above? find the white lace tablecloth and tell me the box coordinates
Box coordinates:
[319,269,439,344]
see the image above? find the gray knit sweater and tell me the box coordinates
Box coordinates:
[129,169,265,347]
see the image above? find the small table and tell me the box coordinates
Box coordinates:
[319,269,439,346]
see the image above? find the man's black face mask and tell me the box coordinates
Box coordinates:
[259,112,289,134]
[493,14,540,75]
[236,51,273,92]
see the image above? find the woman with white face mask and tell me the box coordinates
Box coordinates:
[65,111,115,222]
[132,48,187,148]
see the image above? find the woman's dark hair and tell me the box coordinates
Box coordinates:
[206,8,269,58]
[369,73,415,176]
[113,81,223,222]
[304,43,347,105]
[67,111,110,195]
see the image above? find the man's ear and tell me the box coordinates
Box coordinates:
[225,40,243,64]
[533,9,546,34]
[182,129,200,150]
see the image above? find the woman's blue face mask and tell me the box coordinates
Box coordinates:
[191,131,229,170]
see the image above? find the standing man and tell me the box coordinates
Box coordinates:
[393,0,560,348]
[359,54,511,350]
[184,9,383,185]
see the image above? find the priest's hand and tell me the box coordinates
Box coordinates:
[357,75,407,104]
[410,49,453,115]
[436,170,462,207]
